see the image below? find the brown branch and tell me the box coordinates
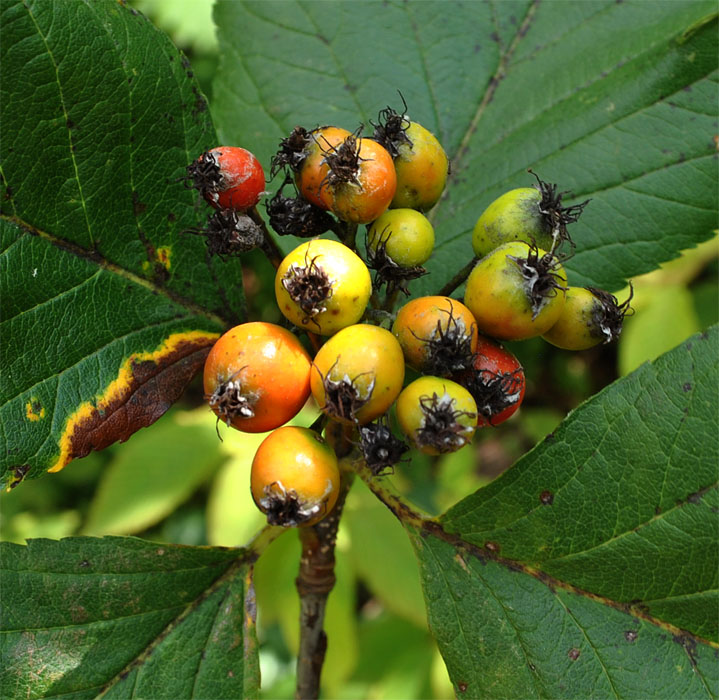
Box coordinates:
[247,205,284,269]
[294,466,354,699]
[436,256,477,298]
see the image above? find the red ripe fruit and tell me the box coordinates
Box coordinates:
[187,146,265,210]
[454,335,525,427]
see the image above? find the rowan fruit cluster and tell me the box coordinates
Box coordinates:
[185,100,631,528]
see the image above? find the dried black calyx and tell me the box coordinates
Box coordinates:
[266,177,335,237]
[529,170,590,253]
[414,304,476,375]
[259,480,332,527]
[415,392,476,454]
[185,150,223,203]
[370,94,412,158]
[358,419,409,475]
[186,208,263,260]
[365,225,427,295]
[586,283,634,343]
[320,127,365,189]
[464,368,524,426]
[320,361,376,423]
[207,371,258,435]
[270,125,312,178]
[281,253,334,323]
[508,243,568,319]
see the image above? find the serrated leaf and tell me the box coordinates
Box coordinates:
[389,328,718,696]
[410,528,718,700]
[0,537,260,699]
[0,0,244,486]
[440,327,718,640]
[212,1,718,290]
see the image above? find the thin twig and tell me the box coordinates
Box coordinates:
[436,257,477,298]
[336,221,358,251]
[247,205,284,269]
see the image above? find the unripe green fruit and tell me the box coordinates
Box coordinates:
[367,208,434,267]
[543,286,631,350]
[472,187,554,258]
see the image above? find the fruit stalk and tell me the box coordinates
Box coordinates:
[246,205,285,269]
[437,257,477,297]
[295,467,353,699]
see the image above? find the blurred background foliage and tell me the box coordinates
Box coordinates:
[2,1,716,698]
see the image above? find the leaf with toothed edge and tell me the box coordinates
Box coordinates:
[212,1,718,293]
[405,327,718,697]
[0,537,260,700]
[0,0,251,486]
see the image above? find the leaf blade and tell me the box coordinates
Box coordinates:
[0,537,260,700]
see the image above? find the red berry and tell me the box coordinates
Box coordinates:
[187,146,265,210]
[454,335,525,427]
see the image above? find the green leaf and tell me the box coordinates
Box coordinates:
[212,1,718,291]
[82,409,223,536]
[0,537,260,699]
[440,326,718,639]
[410,528,718,700]
[0,0,241,487]
[394,328,718,696]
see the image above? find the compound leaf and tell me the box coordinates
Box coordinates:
[401,327,718,697]
[0,537,260,700]
[0,0,239,486]
[213,0,718,291]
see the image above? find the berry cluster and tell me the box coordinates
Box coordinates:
[185,100,631,528]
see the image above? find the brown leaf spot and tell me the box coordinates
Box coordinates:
[625,630,638,643]
[539,489,554,505]
[568,648,580,660]
[457,682,468,693]
[48,331,218,473]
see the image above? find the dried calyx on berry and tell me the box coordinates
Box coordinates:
[508,243,568,320]
[370,97,412,159]
[281,253,334,324]
[528,170,590,252]
[586,284,634,343]
[358,419,409,475]
[206,370,258,436]
[465,369,524,426]
[270,126,313,177]
[185,149,222,200]
[415,392,476,454]
[258,479,334,527]
[365,225,427,294]
[266,176,335,237]
[319,127,366,191]
[318,360,376,424]
[414,305,476,376]
[187,209,263,259]
[185,146,265,211]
